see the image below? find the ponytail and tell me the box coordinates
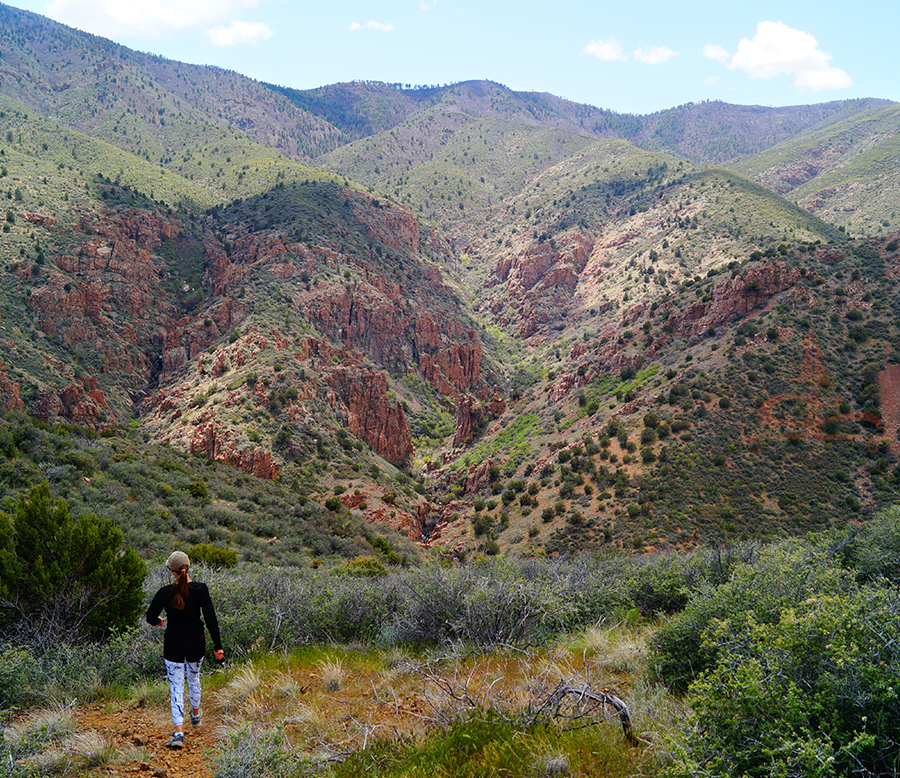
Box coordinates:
[171,567,190,609]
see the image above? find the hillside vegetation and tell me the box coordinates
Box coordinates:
[1,3,900,776]
[3,508,899,777]
[725,103,900,236]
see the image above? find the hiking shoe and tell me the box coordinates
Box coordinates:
[166,732,184,750]
[190,709,201,727]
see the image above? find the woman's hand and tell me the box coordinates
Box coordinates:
[214,649,224,662]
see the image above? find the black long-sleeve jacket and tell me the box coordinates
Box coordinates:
[145,582,222,658]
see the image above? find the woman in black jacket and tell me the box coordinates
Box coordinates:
[146,551,224,750]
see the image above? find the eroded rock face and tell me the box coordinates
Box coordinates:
[488,232,595,338]
[305,283,482,397]
[13,191,484,482]
[327,365,413,464]
[670,263,802,337]
[352,198,421,256]
[203,201,484,400]
[190,420,279,479]
[452,393,506,449]
[24,210,186,426]
[0,360,24,412]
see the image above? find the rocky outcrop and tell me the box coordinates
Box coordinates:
[452,392,506,448]
[327,366,414,464]
[462,457,496,495]
[19,212,56,230]
[160,297,247,375]
[25,209,186,420]
[352,196,421,256]
[202,201,483,400]
[190,420,279,479]
[670,263,802,337]
[307,286,482,397]
[419,342,481,396]
[32,378,112,429]
[488,232,595,338]
[0,360,24,412]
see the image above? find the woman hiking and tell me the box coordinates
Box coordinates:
[146,551,224,750]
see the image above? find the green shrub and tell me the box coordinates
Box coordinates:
[188,543,239,569]
[212,724,298,778]
[188,479,209,499]
[650,541,851,692]
[671,586,900,778]
[0,482,146,642]
[836,505,900,583]
[341,556,388,576]
[370,536,402,565]
[0,645,32,708]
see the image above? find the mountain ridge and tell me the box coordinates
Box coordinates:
[0,1,898,560]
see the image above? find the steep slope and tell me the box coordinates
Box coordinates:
[430,235,900,556]
[725,103,900,236]
[0,92,489,537]
[0,3,898,560]
[318,105,844,340]
[0,2,340,168]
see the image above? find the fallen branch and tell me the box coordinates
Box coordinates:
[543,682,646,747]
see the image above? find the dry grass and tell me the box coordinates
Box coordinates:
[216,667,264,712]
[573,622,650,675]
[129,678,170,708]
[4,704,76,749]
[161,632,679,775]
[6,707,117,776]
[317,658,345,692]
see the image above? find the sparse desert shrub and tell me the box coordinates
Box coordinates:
[212,724,298,778]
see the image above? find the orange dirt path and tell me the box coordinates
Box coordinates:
[75,703,218,778]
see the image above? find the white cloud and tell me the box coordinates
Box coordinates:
[711,21,851,91]
[633,45,677,65]
[45,0,260,38]
[349,20,395,32]
[704,75,719,85]
[583,38,628,62]
[702,44,730,64]
[204,20,273,46]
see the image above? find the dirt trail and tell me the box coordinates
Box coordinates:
[879,363,900,456]
[75,703,218,777]
[756,334,892,447]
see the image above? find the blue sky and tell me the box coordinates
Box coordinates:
[4,0,897,114]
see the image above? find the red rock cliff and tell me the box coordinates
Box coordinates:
[327,366,414,464]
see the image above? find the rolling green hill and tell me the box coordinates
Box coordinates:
[725,103,900,236]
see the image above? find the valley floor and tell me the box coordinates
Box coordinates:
[13,631,667,778]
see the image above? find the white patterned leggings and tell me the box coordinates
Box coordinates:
[165,658,203,727]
